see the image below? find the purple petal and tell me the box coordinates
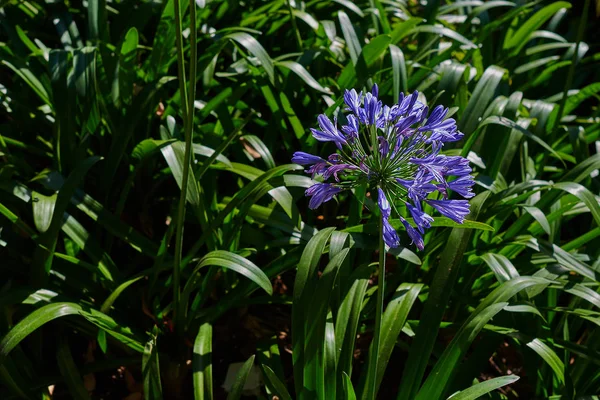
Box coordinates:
[406,203,433,233]
[292,151,324,165]
[377,188,391,218]
[448,175,475,198]
[426,199,470,224]
[306,183,342,209]
[382,217,400,248]
[400,217,424,251]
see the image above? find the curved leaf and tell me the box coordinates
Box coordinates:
[447,375,520,400]
[225,32,275,84]
[226,355,255,400]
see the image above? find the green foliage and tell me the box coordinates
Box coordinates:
[0,0,598,399]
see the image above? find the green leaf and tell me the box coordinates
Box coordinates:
[343,372,357,400]
[100,275,145,314]
[338,34,392,89]
[292,228,336,397]
[480,253,520,283]
[389,44,407,98]
[240,134,276,169]
[193,323,213,400]
[343,218,494,234]
[32,157,103,284]
[447,375,520,400]
[397,192,491,400]
[415,303,509,400]
[459,66,506,136]
[31,191,56,233]
[523,206,551,236]
[142,327,163,400]
[553,182,600,227]
[225,32,275,84]
[87,0,107,43]
[363,283,423,398]
[226,355,255,400]
[114,27,138,107]
[409,25,477,50]
[183,251,273,306]
[462,116,562,164]
[261,365,292,400]
[390,17,424,43]
[322,320,337,400]
[335,267,370,385]
[305,249,349,396]
[275,61,332,94]
[161,141,201,206]
[56,335,91,400]
[0,303,81,365]
[338,11,362,65]
[525,338,565,384]
[503,1,572,56]
[1,57,51,106]
[548,82,600,127]
[49,49,75,172]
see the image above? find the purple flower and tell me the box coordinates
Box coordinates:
[378,136,390,157]
[400,217,424,251]
[444,156,472,176]
[361,85,382,125]
[377,188,391,218]
[382,217,400,248]
[292,151,325,165]
[293,86,474,250]
[426,200,470,224]
[323,164,357,181]
[311,114,347,149]
[406,203,433,233]
[307,162,328,177]
[420,105,463,143]
[397,172,437,204]
[377,105,394,128]
[306,183,342,209]
[344,89,362,116]
[447,176,475,199]
[341,114,359,140]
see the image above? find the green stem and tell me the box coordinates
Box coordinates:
[172,0,191,336]
[286,0,303,51]
[537,0,588,178]
[555,0,588,130]
[367,214,386,400]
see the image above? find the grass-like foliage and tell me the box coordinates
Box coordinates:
[0,0,599,399]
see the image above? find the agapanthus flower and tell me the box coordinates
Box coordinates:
[292,84,475,249]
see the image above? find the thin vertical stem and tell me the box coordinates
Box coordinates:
[286,0,303,51]
[367,215,386,399]
[555,0,588,127]
[537,0,588,177]
[172,0,190,336]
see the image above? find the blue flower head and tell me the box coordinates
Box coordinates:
[292,84,475,250]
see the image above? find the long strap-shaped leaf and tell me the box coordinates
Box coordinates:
[226,355,255,400]
[447,375,520,400]
[292,228,336,398]
[0,302,145,367]
[31,156,102,286]
[193,322,213,400]
[416,276,550,399]
[304,249,350,398]
[360,282,423,399]
[397,191,490,400]
[181,251,273,314]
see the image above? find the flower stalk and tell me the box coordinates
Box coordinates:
[293,84,476,397]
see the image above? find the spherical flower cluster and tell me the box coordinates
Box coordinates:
[292,84,475,250]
